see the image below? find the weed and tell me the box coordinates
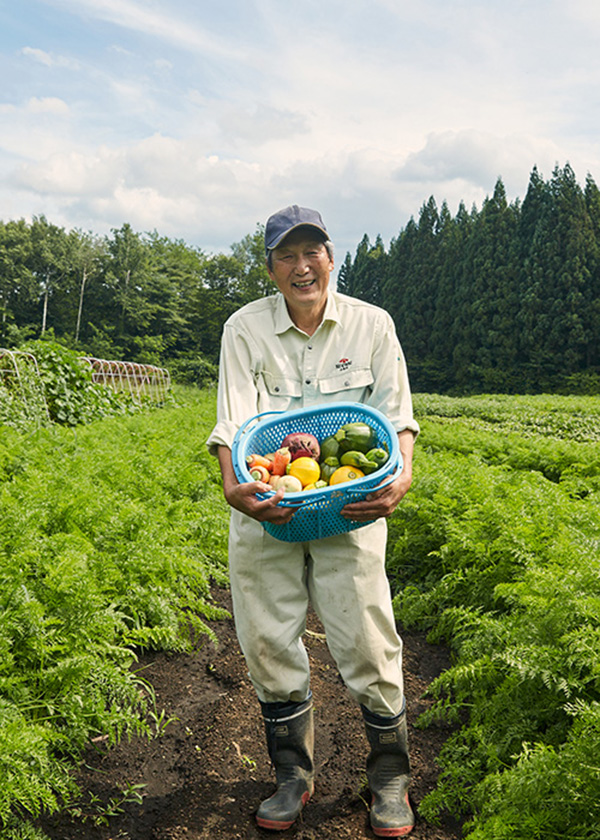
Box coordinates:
[67,782,146,826]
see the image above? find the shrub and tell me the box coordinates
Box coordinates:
[168,354,218,388]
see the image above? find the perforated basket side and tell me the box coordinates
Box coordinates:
[234,403,398,485]
[262,484,375,542]
[231,402,402,541]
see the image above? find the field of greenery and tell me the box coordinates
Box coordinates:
[1,386,599,839]
[0,386,230,839]
[391,392,600,839]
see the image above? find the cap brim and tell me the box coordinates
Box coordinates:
[266,223,328,251]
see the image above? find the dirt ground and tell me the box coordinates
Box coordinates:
[40,587,463,840]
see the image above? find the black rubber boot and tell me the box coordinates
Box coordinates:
[256,694,314,831]
[362,705,415,837]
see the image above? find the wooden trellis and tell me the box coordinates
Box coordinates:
[79,357,171,404]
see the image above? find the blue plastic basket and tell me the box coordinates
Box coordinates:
[231,402,401,542]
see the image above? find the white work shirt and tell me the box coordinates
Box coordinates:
[207,290,419,456]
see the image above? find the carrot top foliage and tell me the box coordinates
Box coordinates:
[0,387,229,838]
[3,389,600,840]
[388,393,600,839]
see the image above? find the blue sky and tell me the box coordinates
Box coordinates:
[2,0,600,263]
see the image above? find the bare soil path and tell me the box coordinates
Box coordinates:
[41,587,462,840]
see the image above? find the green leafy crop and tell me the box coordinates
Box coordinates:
[0,387,229,836]
[387,393,600,838]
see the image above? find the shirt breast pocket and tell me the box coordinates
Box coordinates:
[257,370,302,411]
[319,368,374,402]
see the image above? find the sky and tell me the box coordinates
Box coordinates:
[2,0,600,264]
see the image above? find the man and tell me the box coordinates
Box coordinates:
[207,205,419,836]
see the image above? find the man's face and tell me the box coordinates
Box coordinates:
[267,228,334,317]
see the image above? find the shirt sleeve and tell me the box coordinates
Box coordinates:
[368,312,420,436]
[206,321,260,456]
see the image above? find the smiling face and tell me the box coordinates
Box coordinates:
[267,227,334,329]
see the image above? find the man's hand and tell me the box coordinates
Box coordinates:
[217,446,295,524]
[340,428,415,522]
[340,468,411,521]
[224,478,296,524]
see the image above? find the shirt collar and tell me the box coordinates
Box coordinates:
[274,291,342,335]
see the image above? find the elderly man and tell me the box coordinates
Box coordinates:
[207,205,419,836]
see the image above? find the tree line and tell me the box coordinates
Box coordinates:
[0,218,271,384]
[2,162,600,393]
[339,163,600,394]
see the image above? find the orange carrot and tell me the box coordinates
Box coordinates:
[250,464,270,482]
[271,447,291,476]
[246,453,273,471]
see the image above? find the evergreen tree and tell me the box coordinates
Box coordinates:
[517,165,551,378]
[382,217,419,349]
[446,201,479,391]
[336,252,353,295]
[2,162,600,393]
[383,197,441,389]
[345,234,386,307]
[519,164,592,387]
[464,178,520,391]
[584,174,600,371]
[428,201,468,391]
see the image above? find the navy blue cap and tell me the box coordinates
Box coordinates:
[264,205,328,255]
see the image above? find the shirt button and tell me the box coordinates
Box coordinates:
[344,380,350,386]
[274,386,280,392]
[307,345,313,350]
[305,379,311,385]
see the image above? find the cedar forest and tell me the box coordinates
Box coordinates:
[2,162,600,396]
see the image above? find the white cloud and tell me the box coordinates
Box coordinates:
[46,0,245,60]
[3,122,591,260]
[21,46,78,69]
[395,130,563,192]
[0,96,70,122]
[217,104,309,146]
[5,132,393,254]
[565,0,600,27]
[9,135,272,244]
[153,58,173,72]
[12,148,110,195]
[26,96,71,116]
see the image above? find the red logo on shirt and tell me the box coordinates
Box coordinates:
[336,358,352,371]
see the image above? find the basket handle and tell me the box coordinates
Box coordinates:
[231,409,286,464]
[371,466,402,493]
[256,490,305,508]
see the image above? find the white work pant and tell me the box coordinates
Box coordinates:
[228,510,405,717]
